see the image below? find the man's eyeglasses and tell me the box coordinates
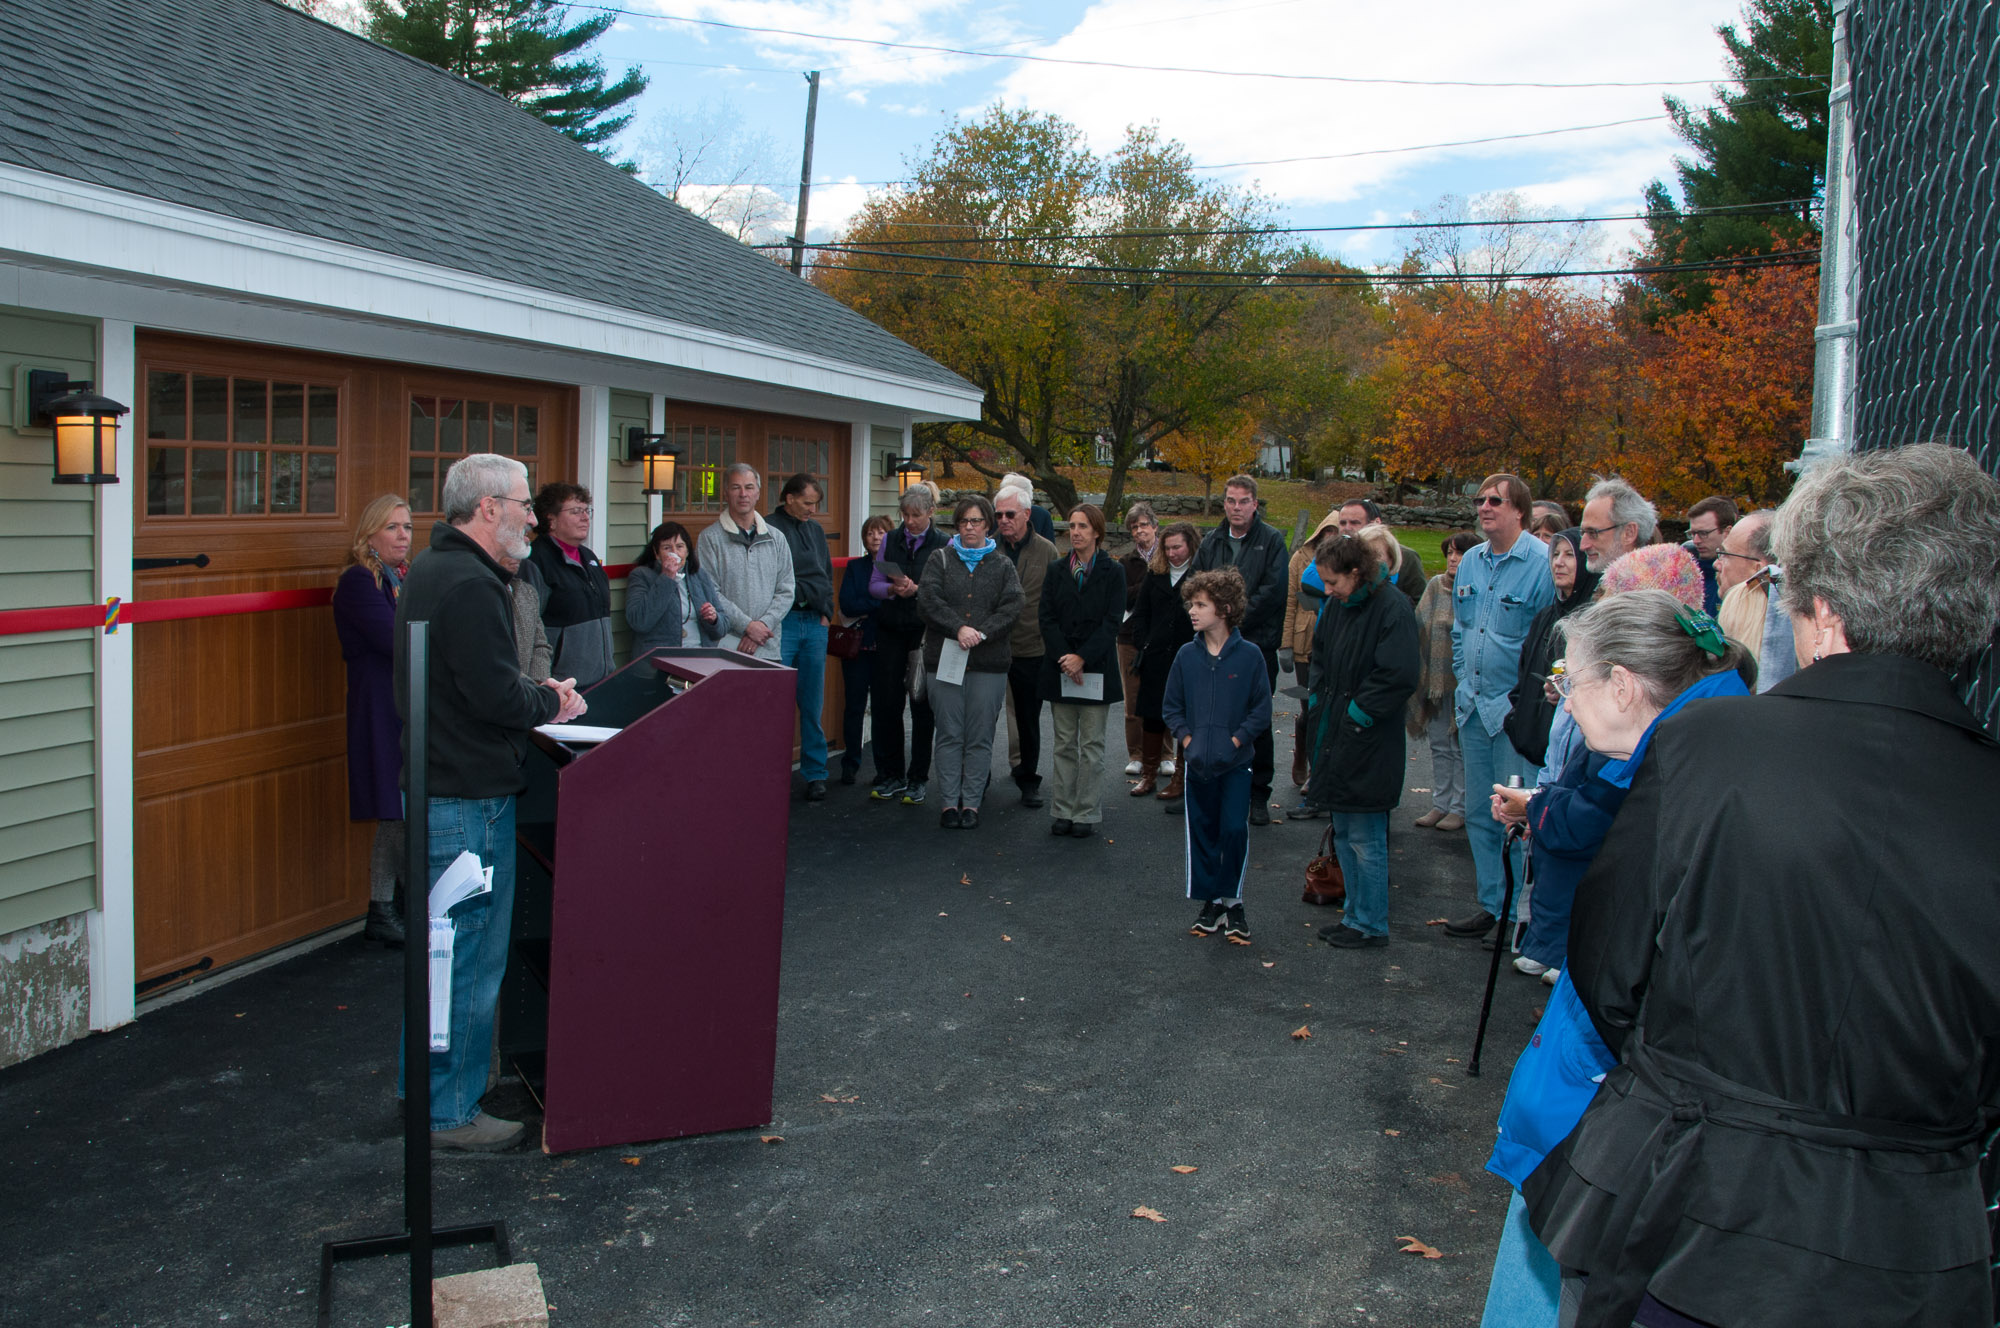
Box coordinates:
[492,496,533,513]
[1475,495,1509,508]
[1713,549,1763,564]
[1577,523,1619,539]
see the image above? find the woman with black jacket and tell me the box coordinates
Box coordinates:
[526,482,613,688]
[836,514,894,785]
[1039,504,1126,838]
[917,496,1024,828]
[1125,521,1199,799]
[1303,535,1421,949]
[1502,527,1600,769]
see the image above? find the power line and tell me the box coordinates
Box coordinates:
[750,200,1822,251]
[576,3,1820,91]
[810,249,1821,290]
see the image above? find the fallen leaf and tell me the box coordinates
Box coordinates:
[960,874,971,885]
[1001,934,1012,942]
[1426,1172,1470,1191]
[821,1094,839,1102]
[1396,1235,1444,1259]
[335,1004,347,1010]
[1425,918,1450,926]
[1445,1057,1461,1064]
[621,1157,641,1165]
[759,1135,784,1144]
[1383,1129,1402,1136]
[1170,1165,1198,1174]
[1291,1025,1312,1040]
[1429,1076,1446,1085]
[938,912,948,916]
[1131,1205,1168,1223]
[234,1013,245,1019]
[1261,961,1275,969]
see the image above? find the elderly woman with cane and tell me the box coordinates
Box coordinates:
[1512,443,2000,1328]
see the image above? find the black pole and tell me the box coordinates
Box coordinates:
[1466,822,1526,1077]
[404,619,434,1328]
[789,71,820,276]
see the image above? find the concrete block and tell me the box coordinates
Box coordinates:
[433,1262,549,1328]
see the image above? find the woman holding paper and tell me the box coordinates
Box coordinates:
[917,495,1023,830]
[1038,504,1127,838]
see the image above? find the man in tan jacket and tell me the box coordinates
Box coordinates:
[995,487,1060,807]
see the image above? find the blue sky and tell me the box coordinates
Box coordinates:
[587,0,1753,266]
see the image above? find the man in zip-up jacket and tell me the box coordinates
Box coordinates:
[767,472,836,800]
[697,464,796,664]
[394,453,584,1152]
[1192,475,1290,822]
[1163,568,1273,944]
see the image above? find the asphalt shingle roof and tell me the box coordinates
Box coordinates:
[0,0,976,397]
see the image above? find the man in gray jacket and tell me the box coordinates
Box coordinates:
[697,464,795,665]
[995,488,1059,807]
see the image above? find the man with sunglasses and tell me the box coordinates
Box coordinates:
[1442,473,1552,942]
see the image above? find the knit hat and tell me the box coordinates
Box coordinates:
[1599,543,1703,607]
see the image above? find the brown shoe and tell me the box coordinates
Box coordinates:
[1131,730,1162,796]
[1413,808,1445,828]
[1156,763,1184,801]
[1435,812,1465,831]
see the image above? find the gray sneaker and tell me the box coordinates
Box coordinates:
[869,777,907,802]
[430,1112,526,1152]
[900,780,928,806]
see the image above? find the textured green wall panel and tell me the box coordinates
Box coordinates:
[0,880,94,942]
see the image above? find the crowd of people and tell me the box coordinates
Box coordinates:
[332,447,2000,1328]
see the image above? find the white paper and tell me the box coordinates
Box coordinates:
[425,850,493,1052]
[428,919,456,1052]
[1060,672,1105,700]
[536,723,622,745]
[936,638,970,687]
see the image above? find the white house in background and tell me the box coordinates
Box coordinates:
[0,0,981,1065]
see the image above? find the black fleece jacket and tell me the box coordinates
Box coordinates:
[395,522,561,799]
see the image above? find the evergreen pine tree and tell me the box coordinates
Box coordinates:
[364,0,647,160]
[1639,0,1832,314]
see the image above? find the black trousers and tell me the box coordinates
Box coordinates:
[840,650,874,774]
[871,625,934,782]
[1007,653,1044,787]
[1250,646,1279,799]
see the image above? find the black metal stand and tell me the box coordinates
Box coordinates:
[317,620,512,1328]
[1467,822,1527,1078]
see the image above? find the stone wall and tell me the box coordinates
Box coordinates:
[0,913,90,1068]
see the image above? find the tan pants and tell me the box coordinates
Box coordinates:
[1049,703,1109,824]
[1118,641,1143,760]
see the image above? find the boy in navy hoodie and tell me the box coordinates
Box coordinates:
[1163,569,1273,943]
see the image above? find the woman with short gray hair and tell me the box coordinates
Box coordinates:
[1519,442,2000,1328]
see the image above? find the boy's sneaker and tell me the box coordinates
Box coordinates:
[870,777,906,802]
[1222,904,1251,945]
[1189,901,1225,936]
[901,780,928,806]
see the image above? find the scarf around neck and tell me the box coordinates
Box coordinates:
[950,534,997,570]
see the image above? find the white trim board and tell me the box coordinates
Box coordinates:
[0,164,983,422]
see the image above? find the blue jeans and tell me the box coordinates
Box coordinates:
[1481,1191,1562,1326]
[1460,720,1532,918]
[781,609,829,782]
[1329,810,1389,937]
[400,794,518,1130]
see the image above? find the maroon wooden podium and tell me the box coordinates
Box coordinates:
[507,648,795,1154]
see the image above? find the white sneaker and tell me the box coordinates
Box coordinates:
[1158,758,1176,776]
[1124,759,1143,775]
[1513,955,1550,977]
[1541,968,1561,987]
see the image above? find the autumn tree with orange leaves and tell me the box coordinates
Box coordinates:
[1380,284,1635,498]
[1630,257,1818,508]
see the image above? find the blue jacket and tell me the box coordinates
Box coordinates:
[838,555,885,650]
[1162,630,1273,781]
[1517,741,1623,969]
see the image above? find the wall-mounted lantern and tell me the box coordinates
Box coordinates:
[31,370,127,485]
[627,427,682,496]
[887,455,925,495]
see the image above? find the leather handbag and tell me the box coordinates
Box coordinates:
[826,622,863,660]
[1303,825,1345,906]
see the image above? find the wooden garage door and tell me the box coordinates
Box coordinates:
[131,333,573,984]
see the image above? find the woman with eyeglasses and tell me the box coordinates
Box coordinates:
[1039,504,1126,838]
[1476,589,1754,1327]
[916,495,1023,829]
[527,482,613,688]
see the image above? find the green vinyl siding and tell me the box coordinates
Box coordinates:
[0,308,99,933]
[605,391,651,665]
[868,424,905,527]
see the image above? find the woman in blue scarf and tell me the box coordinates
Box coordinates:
[916,495,1023,828]
[1477,590,1755,1326]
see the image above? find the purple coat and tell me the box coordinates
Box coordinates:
[332,563,404,821]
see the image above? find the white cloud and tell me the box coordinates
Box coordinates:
[993,0,1741,208]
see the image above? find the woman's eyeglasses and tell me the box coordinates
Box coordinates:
[1548,662,1610,700]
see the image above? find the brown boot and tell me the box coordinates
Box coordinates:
[1130,730,1162,796]
[1156,757,1184,801]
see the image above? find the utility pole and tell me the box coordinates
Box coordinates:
[789,70,820,276]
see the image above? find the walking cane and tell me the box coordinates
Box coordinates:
[1466,816,1528,1078]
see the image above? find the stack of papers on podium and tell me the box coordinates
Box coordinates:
[536,723,622,745]
[426,850,493,1052]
